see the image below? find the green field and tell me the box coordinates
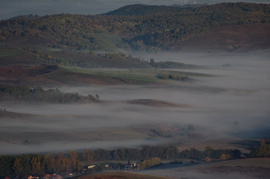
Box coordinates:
[0,48,23,57]
[61,66,212,83]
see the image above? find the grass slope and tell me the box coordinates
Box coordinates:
[46,51,152,68]
[0,48,42,66]
[59,66,211,84]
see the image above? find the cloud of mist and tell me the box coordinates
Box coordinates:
[1,52,270,155]
[0,139,161,155]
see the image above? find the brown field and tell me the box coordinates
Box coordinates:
[72,172,174,179]
[181,23,270,52]
[0,64,146,86]
[125,99,190,107]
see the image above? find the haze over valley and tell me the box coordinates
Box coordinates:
[0,1,270,179]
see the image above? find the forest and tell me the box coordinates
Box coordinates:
[0,2,270,51]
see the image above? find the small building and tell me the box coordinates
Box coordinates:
[87,165,96,169]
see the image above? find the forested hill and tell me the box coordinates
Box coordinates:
[103,4,205,16]
[0,2,270,52]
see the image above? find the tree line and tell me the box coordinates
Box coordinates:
[26,48,199,69]
[0,85,99,103]
[0,144,243,178]
[0,2,269,51]
[180,146,241,160]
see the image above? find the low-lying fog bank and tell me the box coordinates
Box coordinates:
[0,52,269,155]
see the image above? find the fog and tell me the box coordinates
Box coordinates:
[0,52,269,155]
[1,0,269,20]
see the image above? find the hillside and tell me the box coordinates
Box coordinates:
[0,64,148,86]
[181,23,270,52]
[0,2,270,52]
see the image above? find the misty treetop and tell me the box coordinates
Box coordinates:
[0,85,99,103]
[0,2,269,51]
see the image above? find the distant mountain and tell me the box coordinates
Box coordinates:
[102,4,206,16]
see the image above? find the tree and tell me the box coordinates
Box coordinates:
[119,148,126,160]
[68,150,78,172]
[189,148,201,159]
[219,154,226,160]
[161,74,169,79]
[205,157,211,162]
[112,150,120,160]
[83,149,94,165]
[133,147,141,160]
[138,157,161,169]
[204,146,214,158]
[31,156,41,175]
[46,153,56,173]
[56,152,66,172]
[150,58,155,65]
[13,158,23,177]
[94,149,110,161]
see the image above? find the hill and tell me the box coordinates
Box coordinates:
[0,2,270,52]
